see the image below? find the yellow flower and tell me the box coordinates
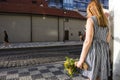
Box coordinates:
[64,57,77,77]
[68,68,72,76]
[64,57,88,77]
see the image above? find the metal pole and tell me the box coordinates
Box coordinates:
[30,15,32,42]
[63,18,65,42]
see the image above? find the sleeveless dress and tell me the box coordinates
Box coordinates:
[81,16,111,80]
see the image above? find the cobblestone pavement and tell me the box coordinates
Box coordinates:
[0,61,87,80]
[0,52,79,68]
[0,41,85,80]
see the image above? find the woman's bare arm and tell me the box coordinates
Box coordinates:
[77,17,94,67]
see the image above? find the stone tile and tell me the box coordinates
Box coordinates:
[39,69,50,73]
[35,78,45,80]
[6,74,19,79]
[19,76,32,80]
[52,71,64,75]
[19,72,30,77]
[46,65,54,68]
[56,74,70,80]
[49,67,59,72]
[6,78,19,80]
[72,76,87,80]
[37,66,47,70]
[30,71,40,75]
[31,74,43,79]
[42,72,54,78]
[28,68,38,72]
[7,70,18,74]
[0,71,7,76]
[45,76,59,80]
[18,68,29,73]
[53,63,63,68]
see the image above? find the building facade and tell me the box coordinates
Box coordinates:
[0,0,108,42]
[0,0,86,42]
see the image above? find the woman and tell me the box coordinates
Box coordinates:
[75,0,111,80]
[4,30,9,47]
[79,31,83,41]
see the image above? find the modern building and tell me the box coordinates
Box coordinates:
[47,0,108,15]
[0,0,108,42]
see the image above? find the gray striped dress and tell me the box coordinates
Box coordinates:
[81,16,111,80]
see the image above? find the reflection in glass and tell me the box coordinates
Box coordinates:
[46,0,108,13]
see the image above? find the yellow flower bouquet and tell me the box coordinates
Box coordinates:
[64,57,88,77]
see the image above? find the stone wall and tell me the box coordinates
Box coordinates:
[109,0,120,80]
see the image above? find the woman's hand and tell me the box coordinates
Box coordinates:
[75,61,83,69]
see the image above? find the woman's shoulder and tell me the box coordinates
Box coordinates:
[88,16,98,25]
[89,16,97,20]
[87,17,94,24]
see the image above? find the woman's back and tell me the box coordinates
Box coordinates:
[92,16,108,42]
[82,16,111,80]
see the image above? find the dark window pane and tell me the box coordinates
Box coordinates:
[32,0,37,4]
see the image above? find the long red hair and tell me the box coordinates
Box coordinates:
[87,0,108,27]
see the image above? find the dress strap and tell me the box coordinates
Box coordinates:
[91,16,98,37]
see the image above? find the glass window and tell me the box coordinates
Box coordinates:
[32,0,37,4]
[55,0,63,8]
[47,0,108,12]
[64,0,73,8]
[48,0,55,7]
[48,0,63,8]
